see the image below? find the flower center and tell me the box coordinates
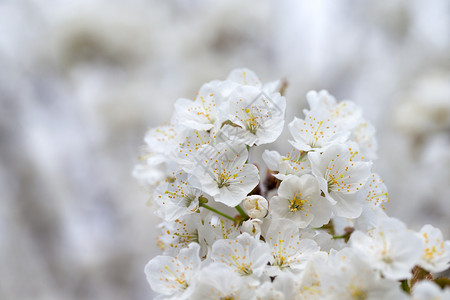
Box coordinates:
[173,230,199,245]
[244,108,260,134]
[230,255,253,275]
[349,284,367,300]
[217,170,238,188]
[183,195,196,208]
[289,193,307,212]
[163,265,188,290]
[273,239,289,268]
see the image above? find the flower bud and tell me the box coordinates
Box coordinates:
[241,219,262,238]
[242,195,268,219]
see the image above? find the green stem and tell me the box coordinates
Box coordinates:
[200,203,236,223]
[235,205,249,219]
[332,235,347,240]
[401,280,410,294]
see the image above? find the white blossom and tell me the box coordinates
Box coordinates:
[351,121,378,160]
[309,143,372,218]
[353,173,390,231]
[262,149,311,180]
[350,217,423,280]
[220,68,286,146]
[211,232,272,277]
[241,218,263,238]
[154,170,203,221]
[135,71,450,299]
[296,258,325,300]
[159,213,206,256]
[173,128,213,170]
[263,219,321,276]
[412,281,450,300]
[173,81,227,131]
[144,124,180,155]
[417,224,450,273]
[227,68,264,88]
[320,248,408,300]
[255,272,301,300]
[191,263,257,300]
[192,142,259,207]
[242,195,268,219]
[362,173,390,209]
[269,175,332,228]
[289,108,349,152]
[225,87,286,146]
[145,243,202,299]
[254,281,285,300]
[201,213,241,251]
[132,158,168,189]
[305,90,363,131]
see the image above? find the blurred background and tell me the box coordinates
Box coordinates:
[0,0,449,299]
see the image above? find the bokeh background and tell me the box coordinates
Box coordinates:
[0,0,449,299]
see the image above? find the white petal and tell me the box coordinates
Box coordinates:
[330,192,363,218]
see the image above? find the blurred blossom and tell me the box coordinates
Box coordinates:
[0,0,449,299]
[393,72,450,137]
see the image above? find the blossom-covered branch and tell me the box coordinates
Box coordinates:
[134,68,450,299]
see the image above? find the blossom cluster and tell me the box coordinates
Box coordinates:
[134,69,450,299]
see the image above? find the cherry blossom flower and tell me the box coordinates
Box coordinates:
[143,124,180,157]
[305,90,362,131]
[350,217,423,280]
[416,224,450,273]
[262,148,311,180]
[190,263,256,300]
[201,213,241,252]
[225,86,286,146]
[353,173,390,231]
[269,175,332,228]
[309,144,372,218]
[153,170,204,221]
[227,68,264,88]
[173,128,213,170]
[173,81,228,131]
[263,219,321,276]
[241,219,263,238]
[296,258,325,300]
[320,248,408,300]
[192,142,259,207]
[135,70,450,299]
[256,272,301,300]
[145,243,202,299]
[351,121,378,160]
[211,232,272,277]
[242,195,268,219]
[289,108,349,152]
[159,213,206,256]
